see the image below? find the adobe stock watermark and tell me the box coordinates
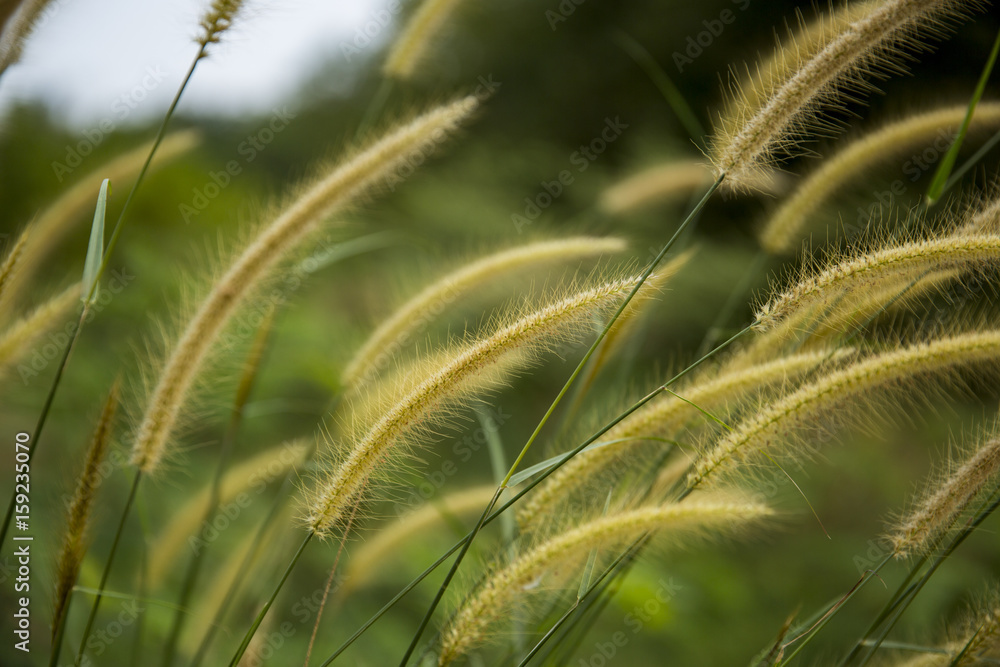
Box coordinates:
[672,0,752,73]
[849,127,958,234]
[512,116,628,233]
[545,0,586,30]
[187,442,303,555]
[179,106,297,223]
[71,600,144,667]
[393,404,512,517]
[577,576,683,666]
[382,75,501,192]
[51,67,169,182]
[17,267,135,385]
[338,1,403,62]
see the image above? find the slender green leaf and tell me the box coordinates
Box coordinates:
[926,28,1000,205]
[82,179,110,304]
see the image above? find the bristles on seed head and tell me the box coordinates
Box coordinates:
[52,379,120,641]
[755,230,1000,334]
[439,497,774,665]
[130,97,479,475]
[710,0,982,188]
[197,0,245,52]
[305,271,654,538]
[383,0,466,80]
[760,102,1000,255]
[888,431,1000,559]
[517,347,851,531]
[689,330,1000,490]
[342,236,629,389]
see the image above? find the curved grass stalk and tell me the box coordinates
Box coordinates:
[1,130,200,315]
[761,102,1000,254]
[49,380,120,667]
[519,348,846,530]
[131,95,479,475]
[338,485,499,596]
[710,0,977,186]
[439,499,773,665]
[690,330,1000,490]
[756,233,1000,332]
[318,321,754,665]
[308,272,651,537]
[0,0,249,548]
[395,176,727,666]
[342,236,628,388]
[0,283,80,375]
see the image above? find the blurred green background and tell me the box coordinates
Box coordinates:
[2,0,1000,665]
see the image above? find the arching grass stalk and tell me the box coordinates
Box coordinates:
[319,321,753,665]
[612,30,707,149]
[514,539,645,667]
[698,249,768,356]
[842,485,1000,666]
[159,309,275,667]
[395,174,726,666]
[0,12,237,548]
[74,469,142,667]
[189,471,300,667]
[774,552,895,665]
[227,532,314,667]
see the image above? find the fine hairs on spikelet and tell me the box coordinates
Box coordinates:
[709,0,980,187]
[0,0,53,74]
[0,223,30,319]
[196,0,245,54]
[755,228,1000,333]
[517,347,851,531]
[341,236,628,388]
[760,102,1000,255]
[304,271,654,537]
[0,284,80,376]
[438,497,775,665]
[383,0,466,80]
[688,329,1000,490]
[890,589,1000,666]
[2,131,199,315]
[888,430,1000,559]
[129,96,479,474]
[51,379,120,643]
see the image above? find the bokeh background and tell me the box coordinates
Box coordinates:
[2,0,1000,665]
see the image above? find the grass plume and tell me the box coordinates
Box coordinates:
[888,432,1000,559]
[383,0,466,80]
[761,101,1000,254]
[438,498,775,665]
[342,236,628,388]
[689,329,1000,489]
[710,0,979,186]
[756,231,1000,333]
[51,379,120,648]
[305,272,654,538]
[130,96,479,474]
[519,348,848,530]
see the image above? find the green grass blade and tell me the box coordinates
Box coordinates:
[82,179,110,305]
[925,27,1000,205]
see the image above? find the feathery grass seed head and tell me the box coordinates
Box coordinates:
[130,97,478,474]
[710,0,980,187]
[305,271,654,537]
[889,433,1000,558]
[439,498,774,664]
